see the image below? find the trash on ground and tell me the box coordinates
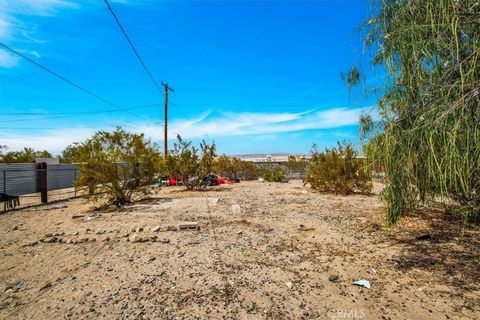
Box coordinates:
[179,222,199,230]
[352,279,371,289]
[83,213,101,221]
[231,204,241,214]
[416,234,432,241]
[298,224,315,231]
[53,204,67,209]
[200,232,209,239]
[207,197,219,207]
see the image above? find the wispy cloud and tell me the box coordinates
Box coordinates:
[0,107,370,153]
[0,0,78,67]
[146,107,365,140]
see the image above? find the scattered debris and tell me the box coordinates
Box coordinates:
[38,282,52,292]
[329,275,340,283]
[352,279,371,289]
[42,237,58,243]
[72,214,84,219]
[298,224,315,231]
[179,222,199,230]
[416,234,432,241]
[52,204,67,209]
[285,281,293,289]
[207,197,219,207]
[231,205,241,214]
[200,232,209,239]
[83,213,101,221]
[24,240,38,247]
[5,280,28,292]
[151,226,161,232]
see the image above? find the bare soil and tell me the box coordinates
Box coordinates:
[0,180,479,319]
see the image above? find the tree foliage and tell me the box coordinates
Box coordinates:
[304,143,372,195]
[357,0,480,224]
[65,128,163,205]
[262,162,286,182]
[167,135,217,190]
[0,147,52,163]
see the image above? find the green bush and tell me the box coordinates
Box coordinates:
[262,165,286,182]
[305,143,372,195]
[65,127,163,205]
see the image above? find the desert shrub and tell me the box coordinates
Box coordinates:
[262,164,286,182]
[65,127,163,205]
[214,155,258,180]
[167,135,216,190]
[352,0,480,225]
[304,143,372,195]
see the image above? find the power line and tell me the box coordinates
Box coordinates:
[0,42,147,120]
[0,104,158,116]
[0,123,164,131]
[104,0,163,95]
[2,104,160,122]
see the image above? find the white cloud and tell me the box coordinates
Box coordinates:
[0,107,369,153]
[0,0,78,68]
[0,49,20,67]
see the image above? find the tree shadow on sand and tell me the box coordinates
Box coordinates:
[390,207,480,292]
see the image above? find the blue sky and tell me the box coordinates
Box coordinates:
[0,0,382,155]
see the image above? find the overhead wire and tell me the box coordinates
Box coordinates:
[2,104,160,122]
[103,0,164,95]
[1,103,159,116]
[0,42,148,121]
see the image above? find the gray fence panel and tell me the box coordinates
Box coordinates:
[0,163,80,196]
[47,165,80,191]
[0,164,38,195]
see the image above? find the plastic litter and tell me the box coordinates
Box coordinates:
[352,279,371,289]
[231,204,241,214]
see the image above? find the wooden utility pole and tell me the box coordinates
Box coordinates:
[161,82,174,157]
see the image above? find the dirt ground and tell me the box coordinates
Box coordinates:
[0,180,479,320]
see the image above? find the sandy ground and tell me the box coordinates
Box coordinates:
[0,180,479,320]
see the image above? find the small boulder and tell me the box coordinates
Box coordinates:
[42,237,57,243]
[128,234,142,243]
[25,240,38,247]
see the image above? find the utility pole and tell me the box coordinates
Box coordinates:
[161,82,174,157]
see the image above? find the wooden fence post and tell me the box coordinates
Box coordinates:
[37,162,48,204]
